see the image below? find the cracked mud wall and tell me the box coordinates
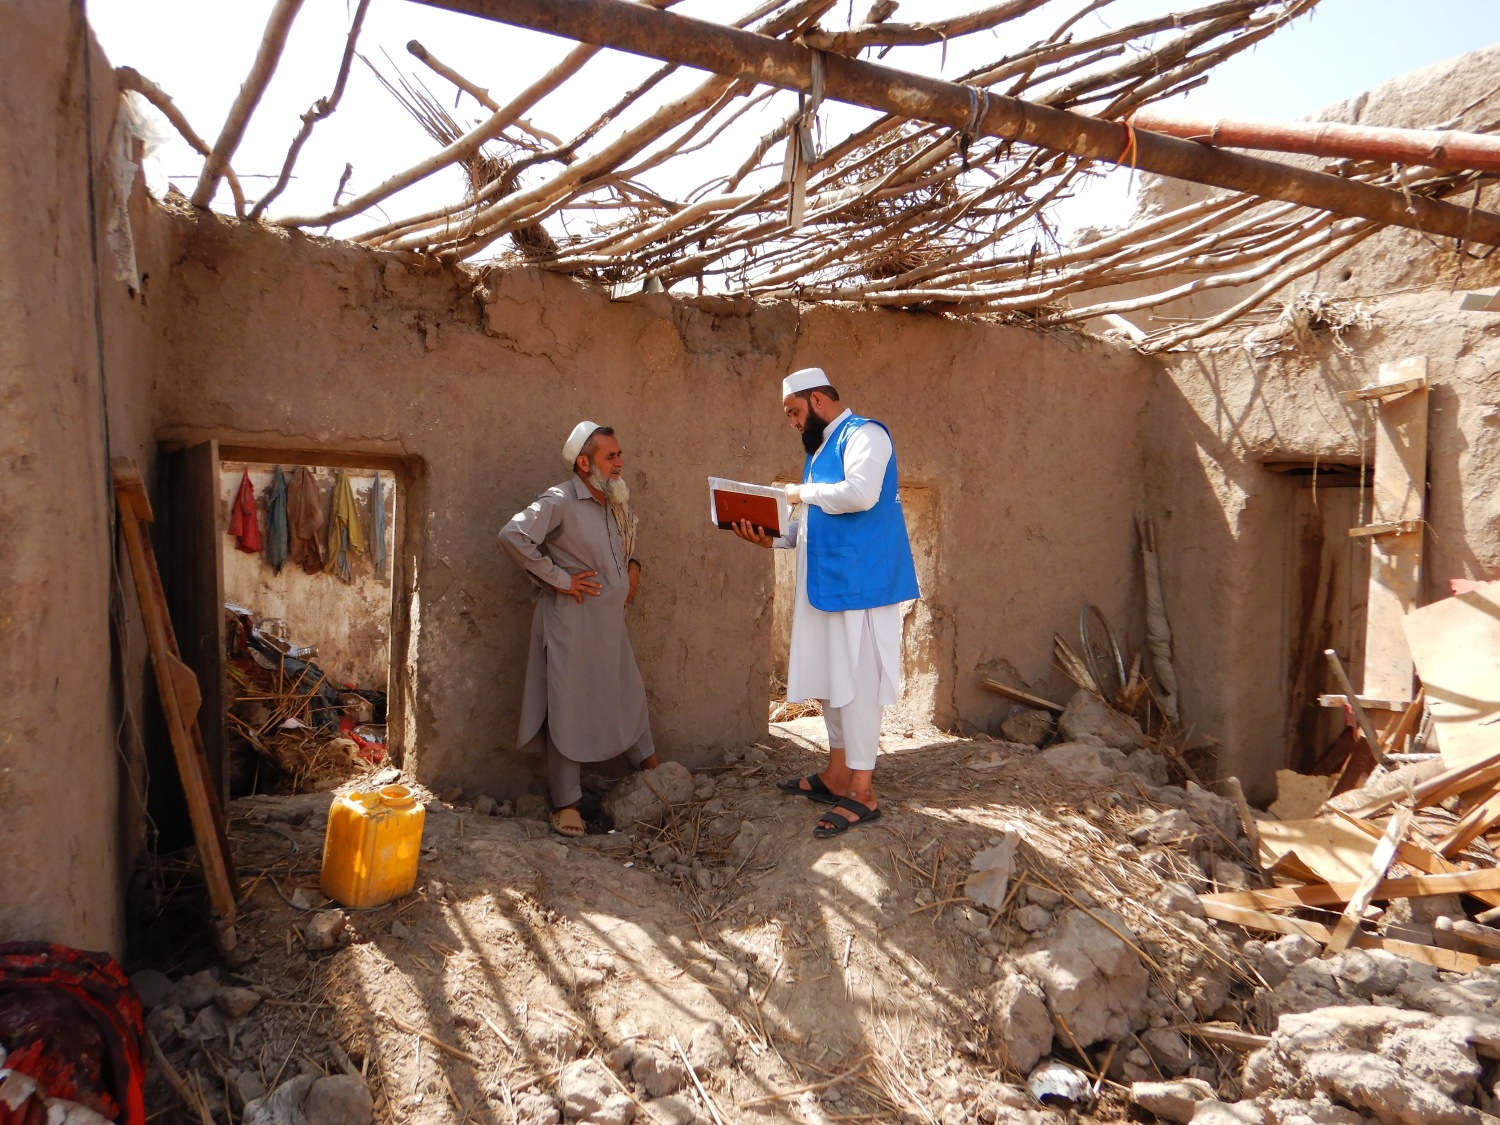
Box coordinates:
[0,3,165,952]
[144,214,1154,792]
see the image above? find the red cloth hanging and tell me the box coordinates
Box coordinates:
[228,468,262,553]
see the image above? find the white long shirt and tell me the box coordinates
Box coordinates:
[777,409,904,709]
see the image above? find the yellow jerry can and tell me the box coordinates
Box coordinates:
[320,784,426,909]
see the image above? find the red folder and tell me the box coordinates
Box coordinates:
[713,489,783,536]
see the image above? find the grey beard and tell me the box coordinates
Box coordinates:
[589,467,630,504]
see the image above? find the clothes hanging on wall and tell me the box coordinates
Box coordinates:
[370,472,387,579]
[324,469,367,584]
[227,467,261,553]
[264,466,289,574]
[287,466,325,575]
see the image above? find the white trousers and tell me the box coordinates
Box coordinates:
[819,614,885,771]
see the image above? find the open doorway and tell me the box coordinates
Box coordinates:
[218,458,399,796]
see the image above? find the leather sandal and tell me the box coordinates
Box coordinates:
[775,774,840,804]
[813,796,882,837]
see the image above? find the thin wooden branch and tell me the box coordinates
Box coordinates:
[412,0,1500,246]
[250,0,372,220]
[115,66,247,218]
[192,0,305,209]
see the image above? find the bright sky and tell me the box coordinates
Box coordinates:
[87,0,1500,251]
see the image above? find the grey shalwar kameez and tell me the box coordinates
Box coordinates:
[499,476,653,807]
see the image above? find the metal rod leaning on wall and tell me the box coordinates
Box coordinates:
[412,0,1500,247]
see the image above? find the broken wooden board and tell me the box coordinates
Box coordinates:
[1325,809,1411,955]
[1269,770,1337,821]
[1402,583,1500,766]
[1361,355,1427,705]
[1257,816,1381,884]
[1336,810,1500,908]
[1201,865,1500,910]
[1199,899,1494,972]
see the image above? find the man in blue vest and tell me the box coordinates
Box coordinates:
[733,367,920,836]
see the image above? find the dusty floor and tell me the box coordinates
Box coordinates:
[138,718,1255,1125]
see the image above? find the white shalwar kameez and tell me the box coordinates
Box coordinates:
[776,408,904,770]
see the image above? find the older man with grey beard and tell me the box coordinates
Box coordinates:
[500,421,657,837]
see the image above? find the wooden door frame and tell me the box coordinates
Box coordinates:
[162,440,425,774]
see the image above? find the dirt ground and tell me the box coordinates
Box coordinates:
[138,717,1254,1125]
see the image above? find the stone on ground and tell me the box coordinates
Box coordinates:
[1038,742,1127,783]
[1017,907,1149,1045]
[176,969,218,1010]
[129,969,174,1010]
[1058,689,1145,750]
[988,974,1052,1074]
[1131,1078,1216,1124]
[302,1076,373,1125]
[214,985,263,1019]
[602,762,694,830]
[514,1093,561,1125]
[559,1058,623,1122]
[631,1044,688,1097]
[1000,708,1053,747]
[304,910,348,950]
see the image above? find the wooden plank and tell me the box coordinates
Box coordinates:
[1319,694,1408,711]
[1199,899,1494,972]
[1336,810,1500,908]
[1435,917,1500,952]
[1257,816,1381,883]
[1349,521,1421,539]
[112,459,240,922]
[1174,1024,1271,1052]
[1324,649,1394,768]
[1201,866,1500,910]
[1402,584,1500,766]
[1342,376,1427,403]
[1341,745,1500,819]
[1360,356,1427,704]
[979,679,1063,714]
[1437,790,1500,856]
[1324,809,1411,955]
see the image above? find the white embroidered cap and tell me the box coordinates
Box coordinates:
[781,367,829,398]
[562,420,602,466]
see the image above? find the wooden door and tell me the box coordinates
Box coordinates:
[1285,474,1370,769]
[159,441,228,808]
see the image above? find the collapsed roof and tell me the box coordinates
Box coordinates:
[120,0,1500,350]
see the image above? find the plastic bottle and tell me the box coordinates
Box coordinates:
[320,784,426,908]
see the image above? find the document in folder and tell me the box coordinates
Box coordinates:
[708,477,790,537]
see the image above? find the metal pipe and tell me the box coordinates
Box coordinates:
[413,0,1500,246]
[1129,109,1500,173]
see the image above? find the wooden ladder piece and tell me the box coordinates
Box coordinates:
[1324,809,1411,956]
[111,457,240,922]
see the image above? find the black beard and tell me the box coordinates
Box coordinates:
[801,411,829,455]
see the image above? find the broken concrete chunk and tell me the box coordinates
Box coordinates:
[303,1075,374,1125]
[1122,747,1171,784]
[1039,741,1129,783]
[987,973,1052,1074]
[1131,1078,1216,1124]
[631,1044,688,1097]
[243,1075,318,1125]
[1140,1027,1197,1075]
[214,985,263,1019]
[1130,808,1200,848]
[1189,1102,1266,1124]
[1017,907,1149,1046]
[1024,884,1064,910]
[686,1021,735,1072]
[175,968,218,1011]
[1000,707,1053,747]
[473,794,497,815]
[1058,689,1146,750]
[559,1058,617,1122]
[304,910,349,951]
[642,1094,703,1125]
[602,762,694,830]
[513,1093,561,1125]
[1015,904,1052,933]
[1155,881,1206,918]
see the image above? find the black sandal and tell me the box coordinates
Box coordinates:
[775,774,840,804]
[813,797,882,837]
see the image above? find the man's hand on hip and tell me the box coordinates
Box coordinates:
[561,570,602,602]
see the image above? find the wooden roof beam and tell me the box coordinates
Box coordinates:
[413,0,1500,247]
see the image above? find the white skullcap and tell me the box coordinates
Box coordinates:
[782,367,829,398]
[562,420,603,466]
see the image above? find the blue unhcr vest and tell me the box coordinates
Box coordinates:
[803,413,921,612]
